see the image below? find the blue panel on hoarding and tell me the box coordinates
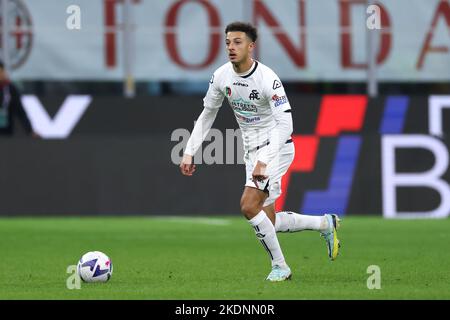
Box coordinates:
[301,136,361,215]
[379,96,409,134]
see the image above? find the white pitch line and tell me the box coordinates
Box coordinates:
[159,216,231,226]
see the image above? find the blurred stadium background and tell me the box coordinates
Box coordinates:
[2,0,450,218]
[1,0,450,300]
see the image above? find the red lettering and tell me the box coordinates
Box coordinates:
[253,0,306,67]
[165,0,221,69]
[104,0,140,68]
[417,0,450,69]
[104,0,117,68]
[340,0,391,69]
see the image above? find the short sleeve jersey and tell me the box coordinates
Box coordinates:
[203,60,292,151]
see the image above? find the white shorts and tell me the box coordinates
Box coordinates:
[244,139,295,207]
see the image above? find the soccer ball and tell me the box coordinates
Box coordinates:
[77,251,113,283]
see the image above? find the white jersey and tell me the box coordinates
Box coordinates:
[203,60,292,152]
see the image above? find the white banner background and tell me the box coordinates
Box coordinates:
[5,0,450,81]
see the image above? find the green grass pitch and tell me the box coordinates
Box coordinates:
[0,216,449,299]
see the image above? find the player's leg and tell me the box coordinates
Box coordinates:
[263,200,334,234]
[275,210,341,260]
[240,186,291,281]
[262,202,276,225]
[274,210,330,233]
[264,141,341,260]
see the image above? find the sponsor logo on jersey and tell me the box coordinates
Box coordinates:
[235,114,261,123]
[230,98,258,113]
[272,80,282,90]
[249,89,260,100]
[225,86,232,97]
[272,94,288,107]
[232,81,248,87]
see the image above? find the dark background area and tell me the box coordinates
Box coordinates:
[1,95,447,216]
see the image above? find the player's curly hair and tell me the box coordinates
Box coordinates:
[225,22,258,42]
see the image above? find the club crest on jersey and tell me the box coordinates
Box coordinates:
[249,89,260,100]
[225,86,232,97]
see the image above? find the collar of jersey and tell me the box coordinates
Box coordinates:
[233,60,258,79]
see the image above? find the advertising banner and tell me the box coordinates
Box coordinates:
[3,0,450,81]
[1,94,449,218]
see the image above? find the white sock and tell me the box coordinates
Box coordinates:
[274,211,329,233]
[248,211,287,268]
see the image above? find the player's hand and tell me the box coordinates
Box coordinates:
[180,154,196,176]
[252,161,268,182]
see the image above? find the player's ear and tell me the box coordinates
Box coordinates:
[248,41,255,52]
